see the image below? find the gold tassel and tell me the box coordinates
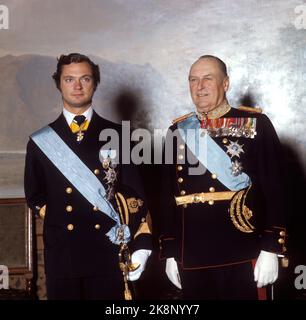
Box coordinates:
[119,243,135,300]
[124,282,132,300]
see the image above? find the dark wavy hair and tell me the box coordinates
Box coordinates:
[52,53,100,91]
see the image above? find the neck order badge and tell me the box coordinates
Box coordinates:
[70,115,89,142]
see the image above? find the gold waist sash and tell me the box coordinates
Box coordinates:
[175,191,236,206]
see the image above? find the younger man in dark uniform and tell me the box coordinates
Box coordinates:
[24,53,152,299]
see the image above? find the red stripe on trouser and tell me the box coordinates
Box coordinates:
[251,259,267,300]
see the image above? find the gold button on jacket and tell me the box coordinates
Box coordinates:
[67,224,74,231]
[66,205,73,212]
[66,187,73,194]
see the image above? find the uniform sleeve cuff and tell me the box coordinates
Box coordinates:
[129,233,152,252]
[261,226,287,255]
[159,236,178,260]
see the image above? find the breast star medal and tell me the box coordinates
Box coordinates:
[99,148,118,199]
[226,140,244,158]
[231,159,243,176]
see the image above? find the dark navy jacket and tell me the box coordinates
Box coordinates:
[25,111,152,278]
[160,107,287,269]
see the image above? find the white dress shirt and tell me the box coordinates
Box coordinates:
[63,106,93,126]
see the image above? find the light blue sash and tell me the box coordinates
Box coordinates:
[178,112,251,191]
[31,126,130,245]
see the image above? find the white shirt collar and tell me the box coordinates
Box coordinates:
[63,106,93,125]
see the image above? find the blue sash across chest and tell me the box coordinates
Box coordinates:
[31,125,130,245]
[178,113,251,191]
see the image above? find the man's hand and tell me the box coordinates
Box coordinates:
[127,249,152,281]
[166,257,182,289]
[254,250,278,288]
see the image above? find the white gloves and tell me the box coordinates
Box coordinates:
[166,257,182,289]
[254,250,279,288]
[165,251,278,289]
[127,249,152,281]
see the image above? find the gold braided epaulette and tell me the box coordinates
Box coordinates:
[238,106,262,114]
[172,112,194,124]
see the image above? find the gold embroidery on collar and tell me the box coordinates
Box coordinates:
[197,100,231,120]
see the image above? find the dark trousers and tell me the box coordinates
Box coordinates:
[46,275,126,300]
[180,261,266,300]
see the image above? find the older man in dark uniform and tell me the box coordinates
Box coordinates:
[24,53,152,299]
[159,55,287,299]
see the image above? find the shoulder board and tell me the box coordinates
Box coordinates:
[172,112,194,125]
[238,106,262,114]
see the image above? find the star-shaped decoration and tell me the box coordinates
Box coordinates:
[226,140,244,158]
[102,158,110,169]
[231,160,243,176]
[104,167,117,184]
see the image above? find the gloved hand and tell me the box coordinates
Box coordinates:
[127,249,152,281]
[254,250,279,288]
[166,257,182,289]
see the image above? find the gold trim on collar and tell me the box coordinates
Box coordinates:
[197,100,231,120]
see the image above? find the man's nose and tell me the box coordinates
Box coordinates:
[197,78,205,89]
[74,79,82,89]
